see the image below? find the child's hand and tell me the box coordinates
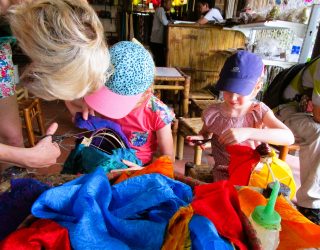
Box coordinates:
[185,135,207,150]
[219,128,250,145]
[110,160,143,173]
[65,99,95,121]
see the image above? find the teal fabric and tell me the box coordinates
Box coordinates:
[63,144,142,174]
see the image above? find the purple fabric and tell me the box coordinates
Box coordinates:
[0,178,49,240]
[215,51,264,96]
[74,113,130,147]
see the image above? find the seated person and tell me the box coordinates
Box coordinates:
[84,41,175,166]
[187,51,294,182]
[196,0,223,24]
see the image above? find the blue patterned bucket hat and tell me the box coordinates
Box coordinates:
[85,41,155,119]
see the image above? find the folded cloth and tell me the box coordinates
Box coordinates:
[0,219,71,250]
[191,181,248,250]
[32,168,192,250]
[189,215,233,250]
[114,155,174,184]
[0,178,49,240]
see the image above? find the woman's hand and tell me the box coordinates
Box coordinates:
[219,128,250,146]
[25,123,61,168]
[65,99,95,121]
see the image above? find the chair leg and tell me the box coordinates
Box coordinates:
[35,99,46,136]
[177,134,184,160]
[279,145,289,161]
[194,146,202,165]
[23,108,35,147]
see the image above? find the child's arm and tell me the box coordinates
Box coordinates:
[219,110,295,146]
[156,123,174,161]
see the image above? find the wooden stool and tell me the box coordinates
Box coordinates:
[177,117,204,164]
[16,87,46,147]
[188,90,216,100]
[190,99,221,117]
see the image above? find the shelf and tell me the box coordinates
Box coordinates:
[262,59,296,68]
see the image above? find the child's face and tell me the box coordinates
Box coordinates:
[198,3,209,14]
[223,91,252,108]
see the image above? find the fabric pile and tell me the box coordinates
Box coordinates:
[0,157,253,249]
[1,155,319,249]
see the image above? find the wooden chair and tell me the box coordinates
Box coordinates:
[16,86,46,147]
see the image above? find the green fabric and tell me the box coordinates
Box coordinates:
[63,144,142,174]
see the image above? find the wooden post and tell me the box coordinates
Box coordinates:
[23,108,35,147]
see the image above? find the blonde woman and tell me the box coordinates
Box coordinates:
[0,0,111,170]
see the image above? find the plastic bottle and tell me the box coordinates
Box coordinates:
[249,180,281,250]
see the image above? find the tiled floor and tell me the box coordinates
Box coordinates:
[32,100,301,196]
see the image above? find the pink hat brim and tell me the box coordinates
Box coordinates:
[84,86,142,119]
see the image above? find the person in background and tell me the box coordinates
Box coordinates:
[187,51,294,181]
[150,0,172,67]
[85,41,175,165]
[276,57,320,225]
[196,0,223,24]
[0,0,111,171]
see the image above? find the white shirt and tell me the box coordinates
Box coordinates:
[204,8,223,23]
[150,7,169,44]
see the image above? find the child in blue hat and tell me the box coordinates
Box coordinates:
[187,51,295,181]
[85,41,175,165]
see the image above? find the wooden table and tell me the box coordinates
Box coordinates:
[154,67,190,118]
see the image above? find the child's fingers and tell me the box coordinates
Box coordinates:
[122,159,143,169]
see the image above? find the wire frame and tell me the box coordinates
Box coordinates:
[85,128,128,155]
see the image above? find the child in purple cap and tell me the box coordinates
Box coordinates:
[187,50,295,181]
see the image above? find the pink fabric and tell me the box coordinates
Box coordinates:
[202,101,270,149]
[110,94,175,164]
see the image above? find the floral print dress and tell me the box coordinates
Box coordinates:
[0,42,15,99]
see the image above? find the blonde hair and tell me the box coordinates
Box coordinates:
[7,0,111,100]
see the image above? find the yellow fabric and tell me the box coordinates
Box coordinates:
[161,205,193,250]
[248,151,296,199]
[238,187,320,249]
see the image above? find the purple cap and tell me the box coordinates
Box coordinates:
[215,51,264,96]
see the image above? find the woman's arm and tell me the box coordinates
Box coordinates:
[196,17,208,24]
[157,7,170,26]
[156,123,174,161]
[0,123,61,168]
[219,110,295,146]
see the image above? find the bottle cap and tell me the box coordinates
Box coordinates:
[251,180,281,230]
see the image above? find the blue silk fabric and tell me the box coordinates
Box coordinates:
[189,215,233,250]
[32,169,193,250]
